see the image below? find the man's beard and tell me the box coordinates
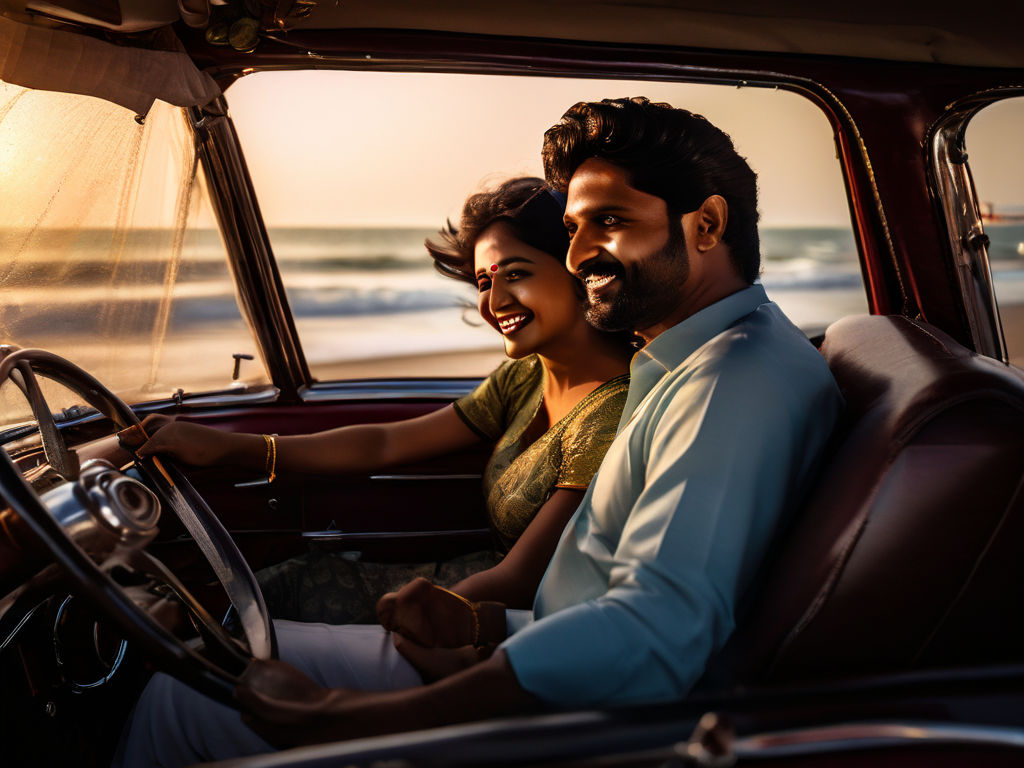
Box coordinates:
[582,217,689,333]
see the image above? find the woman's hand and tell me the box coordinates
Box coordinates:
[132,414,236,467]
[377,577,507,648]
[376,577,477,647]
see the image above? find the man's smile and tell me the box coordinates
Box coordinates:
[583,274,616,290]
[497,312,533,334]
[575,257,624,299]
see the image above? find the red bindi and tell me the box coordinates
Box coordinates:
[490,264,499,272]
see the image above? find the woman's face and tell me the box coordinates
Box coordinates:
[473,221,586,360]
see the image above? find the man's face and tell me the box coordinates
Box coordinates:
[563,158,690,338]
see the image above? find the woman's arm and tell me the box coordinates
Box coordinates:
[451,488,584,607]
[375,489,584,643]
[134,404,481,476]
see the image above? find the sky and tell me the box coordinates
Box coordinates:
[225,70,856,229]
[967,97,1024,215]
[1,71,1019,231]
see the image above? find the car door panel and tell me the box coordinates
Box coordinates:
[150,399,493,570]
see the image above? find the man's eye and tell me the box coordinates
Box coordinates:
[599,215,620,226]
[477,278,491,292]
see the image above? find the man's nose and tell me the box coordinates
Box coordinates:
[565,227,594,274]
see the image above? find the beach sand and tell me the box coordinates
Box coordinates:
[1000,304,1024,364]
[308,348,508,381]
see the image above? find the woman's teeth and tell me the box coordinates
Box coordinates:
[498,313,531,334]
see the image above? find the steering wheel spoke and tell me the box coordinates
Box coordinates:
[10,361,80,481]
[113,546,252,674]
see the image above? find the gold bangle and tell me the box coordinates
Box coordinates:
[262,433,277,484]
[435,586,479,647]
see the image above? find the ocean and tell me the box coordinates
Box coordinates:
[2,224,1022,381]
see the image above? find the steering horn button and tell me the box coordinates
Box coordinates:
[109,476,161,531]
[43,460,162,554]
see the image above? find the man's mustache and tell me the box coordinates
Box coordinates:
[572,254,623,281]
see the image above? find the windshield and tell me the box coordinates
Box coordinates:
[225,70,868,383]
[0,82,269,428]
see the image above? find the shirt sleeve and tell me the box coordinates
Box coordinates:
[555,382,628,489]
[501,347,841,707]
[451,359,516,441]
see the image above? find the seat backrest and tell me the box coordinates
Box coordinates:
[720,314,1024,685]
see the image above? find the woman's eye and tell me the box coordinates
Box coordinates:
[476,278,491,292]
[506,269,528,281]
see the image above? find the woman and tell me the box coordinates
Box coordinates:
[135,177,632,620]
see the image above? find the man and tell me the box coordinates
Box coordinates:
[118,97,842,765]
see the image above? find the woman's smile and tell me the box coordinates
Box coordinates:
[473,221,586,359]
[497,312,533,335]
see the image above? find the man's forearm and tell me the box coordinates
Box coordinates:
[360,649,538,734]
[238,650,540,748]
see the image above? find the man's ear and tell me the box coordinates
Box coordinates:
[692,195,728,253]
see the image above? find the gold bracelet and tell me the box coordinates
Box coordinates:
[262,433,277,484]
[435,586,479,647]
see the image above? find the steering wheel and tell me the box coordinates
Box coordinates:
[0,348,275,706]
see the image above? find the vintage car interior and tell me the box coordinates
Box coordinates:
[1,1,1023,766]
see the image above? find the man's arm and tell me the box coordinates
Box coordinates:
[501,347,842,707]
[236,650,538,747]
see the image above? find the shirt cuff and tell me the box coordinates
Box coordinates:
[504,608,533,636]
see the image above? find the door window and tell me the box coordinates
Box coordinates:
[226,70,866,382]
[0,82,268,427]
[965,96,1024,366]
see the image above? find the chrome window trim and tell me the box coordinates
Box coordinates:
[299,379,482,402]
[169,386,282,408]
[929,88,1023,362]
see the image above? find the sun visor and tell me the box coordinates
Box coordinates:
[0,15,220,116]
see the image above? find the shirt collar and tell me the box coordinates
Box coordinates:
[619,284,770,426]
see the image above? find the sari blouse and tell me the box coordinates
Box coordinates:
[453,355,629,550]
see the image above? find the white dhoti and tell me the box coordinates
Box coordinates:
[114,621,422,768]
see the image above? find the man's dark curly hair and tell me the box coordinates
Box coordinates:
[542,97,761,284]
[425,177,568,285]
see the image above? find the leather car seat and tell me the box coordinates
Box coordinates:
[714,314,1024,685]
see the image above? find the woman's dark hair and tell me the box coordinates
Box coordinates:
[542,97,761,284]
[426,177,569,285]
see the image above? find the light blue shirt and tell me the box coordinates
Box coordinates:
[501,285,843,707]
